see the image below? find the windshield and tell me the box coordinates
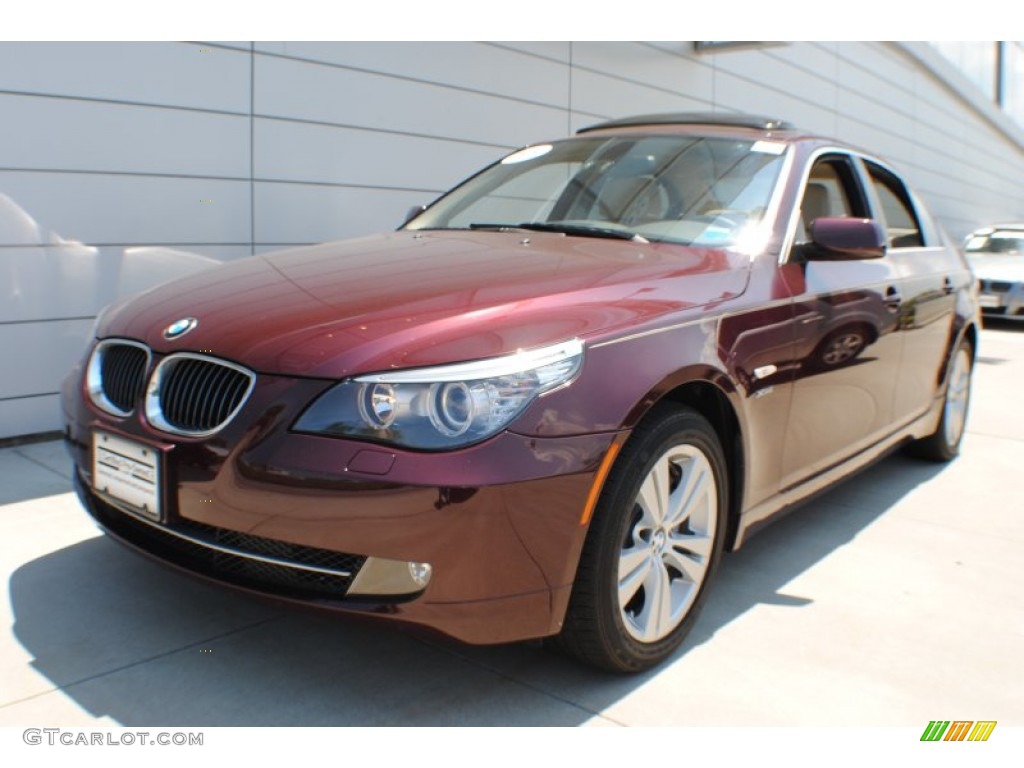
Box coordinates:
[965,231,1024,254]
[405,135,788,246]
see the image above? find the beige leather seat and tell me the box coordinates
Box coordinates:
[799,181,832,240]
[803,182,831,225]
[597,175,666,222]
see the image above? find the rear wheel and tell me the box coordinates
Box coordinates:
[908,338,973,462]
[557,406,728,672]
[815,327,869,367]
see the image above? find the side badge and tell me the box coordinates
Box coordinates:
[163,317,198,340]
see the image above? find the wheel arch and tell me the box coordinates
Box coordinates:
[811,320,878,355]
[937,317,979,392]
[622,370,747,552]
[660,381,745,551]
[852,319,881,345]
[962,320,978,360]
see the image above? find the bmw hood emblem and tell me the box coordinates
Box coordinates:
[163,317,198,340]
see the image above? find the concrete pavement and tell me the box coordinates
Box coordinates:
[1,324,1022,726]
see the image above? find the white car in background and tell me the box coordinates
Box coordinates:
[965,224,1024,320]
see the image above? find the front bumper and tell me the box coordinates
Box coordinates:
[977,279,1024,319]
[62,361,619,645]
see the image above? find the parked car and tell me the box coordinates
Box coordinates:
[964,223,1024,320]
[61,113,980,672]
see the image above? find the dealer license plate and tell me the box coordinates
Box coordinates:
[92,431,161,521]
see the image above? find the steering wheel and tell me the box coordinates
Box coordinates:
[616,176,685,225]
[695,209,748,229]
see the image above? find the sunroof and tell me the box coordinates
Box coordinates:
[577,112,795,134]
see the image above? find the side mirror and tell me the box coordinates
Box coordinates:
[807,217,886,260]
[402,204,427,227]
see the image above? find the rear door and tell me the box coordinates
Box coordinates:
[859,158,963,423]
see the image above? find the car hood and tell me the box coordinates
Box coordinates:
[967,253,1024,282]
[99,231,750,378]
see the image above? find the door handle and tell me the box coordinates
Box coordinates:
[943,277,954,295]
[885,286,902,311]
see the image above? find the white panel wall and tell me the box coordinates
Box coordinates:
[253,183,428,245]
[0,95,249,177]
[0,42,254,439]
[0,42,251,112]
[255,42,571,108]
[0,172,251,245]
[2,40,1023,440]
[253,119,498,191]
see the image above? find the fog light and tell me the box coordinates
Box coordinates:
[348,556,433,596]
[409,561,432,587]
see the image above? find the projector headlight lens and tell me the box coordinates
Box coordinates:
[293,339,583,450]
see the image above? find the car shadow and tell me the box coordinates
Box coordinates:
[7,447,949,726]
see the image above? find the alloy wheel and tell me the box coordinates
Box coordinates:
[618,444,717,643]
[943,347,971,448]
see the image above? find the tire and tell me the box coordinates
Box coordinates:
[814,326,868,368]
[908,338,973,462]
[556,406,728,673]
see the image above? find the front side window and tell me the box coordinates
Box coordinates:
[795,154,868,243]
[406,135,788,247]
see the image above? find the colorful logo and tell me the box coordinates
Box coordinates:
[920,720,997,741]
[163,317,198,341]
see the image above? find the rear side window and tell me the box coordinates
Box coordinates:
[865,161,924,248]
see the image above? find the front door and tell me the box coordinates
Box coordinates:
[779,153,904,488]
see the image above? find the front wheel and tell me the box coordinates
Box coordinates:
[557,406,728,672]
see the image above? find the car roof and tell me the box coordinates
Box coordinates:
[576,112,797,134]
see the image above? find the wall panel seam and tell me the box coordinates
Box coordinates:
[0,88,249,118]
[483,41,571,66]
[253,113,517,150]
[253,47,572,112]
[0,393,60,403]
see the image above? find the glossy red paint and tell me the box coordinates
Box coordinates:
[61,370,616,642]
[102,232,750,378]
[62,115,981,662]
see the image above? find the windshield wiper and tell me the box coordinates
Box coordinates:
[469,222,648,243]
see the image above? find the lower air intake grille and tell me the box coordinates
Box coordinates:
[178,519,365,575]
[87,490,366,601]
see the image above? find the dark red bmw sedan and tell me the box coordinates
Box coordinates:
[61,114,980,671]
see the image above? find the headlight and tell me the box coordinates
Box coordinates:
[293,339,584,450]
